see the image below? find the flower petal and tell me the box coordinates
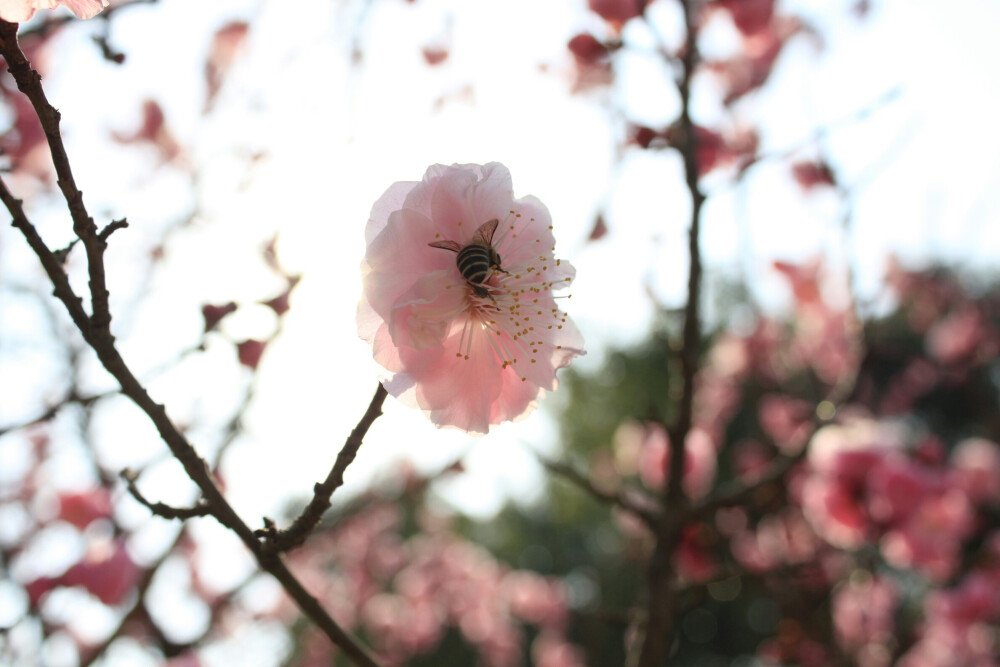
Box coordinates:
[59,0,109,19]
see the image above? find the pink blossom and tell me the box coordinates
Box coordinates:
[663,124,758,176]
[637,423,717,497]
[0,0,108,22]
[711,0,776,36]
[758,393,813,452]
[926,304,994,365]
[801,441,888,549]
[532,632,587,667]
[792,160,837,191]
[56,488,112,529]
[358,163,584,434]
[205,21,250,110]
[832,576,897,652]
[111,99,182,164]
[62,538,140,606]
[899,571,1000,667]
[866,456,945,525]
[588,0,645,28]
[950,438,1000,505]
[880,489,975,581]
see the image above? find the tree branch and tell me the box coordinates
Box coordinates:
[257,383,388,553]
[639,0,705,664]
[0,23,381,667]
[540,455,660,529]
[120,469,212,520]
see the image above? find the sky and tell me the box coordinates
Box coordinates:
[3,0,999,532]
[2,0,1000,661]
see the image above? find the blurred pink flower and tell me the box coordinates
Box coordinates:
[63,538,139,606]
[711,0,776,36]
[359,163,584,434]
[56,488,112,529]
[637,423,717,497]
[950,438,1000,505]
[588,0,645,28]
[899,570,1000,667]
[0,0,108,21]
[532,632,587,667]
[832,576,897,654]
[801,448,886,549]
[926,304,994,365]
[880,488,975,581]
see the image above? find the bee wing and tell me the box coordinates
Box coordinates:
[472,219,499,246]
[428,239,463,252]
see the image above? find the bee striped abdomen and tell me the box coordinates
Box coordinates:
[457,244,492,285]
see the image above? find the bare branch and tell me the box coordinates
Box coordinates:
[540,455,660,529]
[257,383,388,553]
[120,469,212,520]
[639,0,705,664]
[0,25,381,667]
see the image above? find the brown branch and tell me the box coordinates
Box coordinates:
[120,469,212,520]
[639,1,705,664]
[0,24,381,667]
[257,383,388,553]
[540,456,660,529]
[0,20,113,334]
[686,448,808,522]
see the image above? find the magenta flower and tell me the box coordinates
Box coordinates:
[0,0,109,22]
[359,163,584,434]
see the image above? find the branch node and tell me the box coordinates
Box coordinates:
[98,217,129,242]
[53,238,79,263]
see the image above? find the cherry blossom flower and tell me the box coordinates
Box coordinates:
[832,575,897,661]
[630,421,717,497]
[0,0,108,22]
[588,0,645,29]
[359,163,584,434]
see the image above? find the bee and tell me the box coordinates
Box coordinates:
[428,218,507,298]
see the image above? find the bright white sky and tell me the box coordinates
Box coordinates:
[2,0,1000,661]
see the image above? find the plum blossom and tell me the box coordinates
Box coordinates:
[832,575,897,663]
[359,163,584,434]
[0,0,109,22]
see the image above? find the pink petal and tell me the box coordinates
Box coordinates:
[58,0,108,19]
[0,0,38,21]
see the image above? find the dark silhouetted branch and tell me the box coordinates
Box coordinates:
[540,455,660,529]
[121,469,212,520]
[257,383,388,553]
[0,22,381,667]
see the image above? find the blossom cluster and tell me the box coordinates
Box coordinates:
[567,258,1000,665]
[280,497,584,667]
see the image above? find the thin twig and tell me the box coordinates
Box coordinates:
[540,456,660,529]
[120,469,212,520]
[257,383,388,553]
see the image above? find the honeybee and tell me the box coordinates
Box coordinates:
[428,218,507,298]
